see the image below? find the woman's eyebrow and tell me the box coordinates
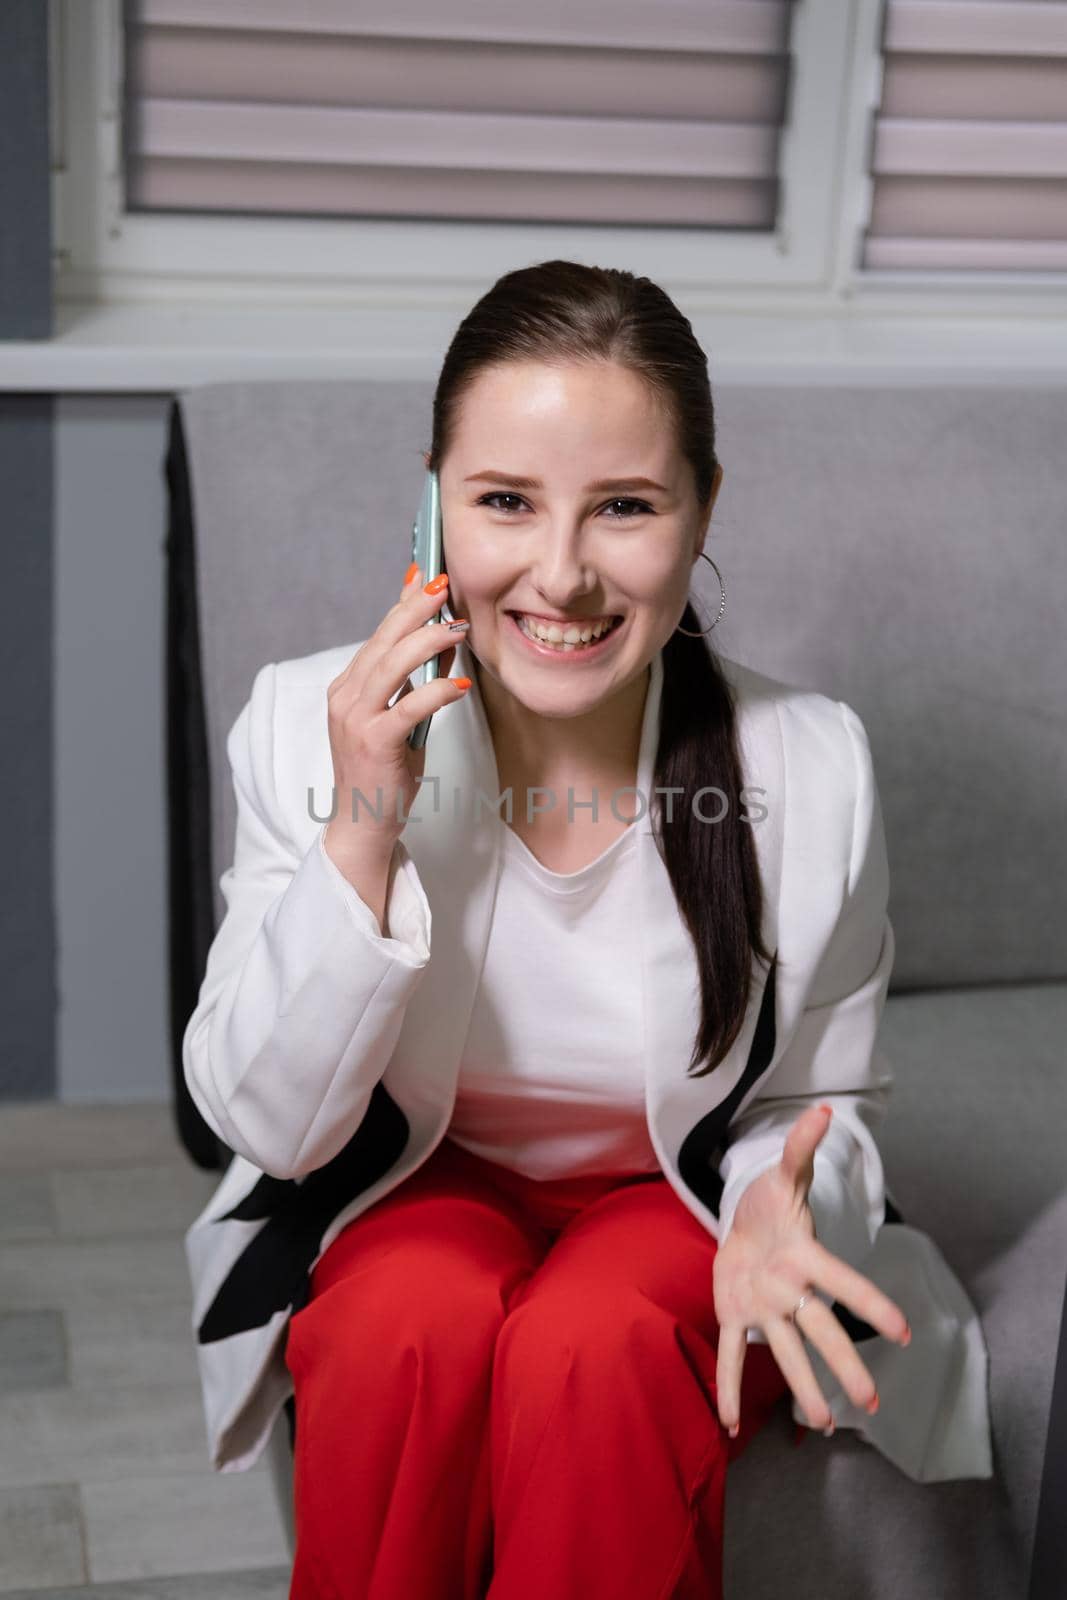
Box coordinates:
[464,470,668,493]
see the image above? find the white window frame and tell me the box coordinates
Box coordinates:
[47,0,1067,333]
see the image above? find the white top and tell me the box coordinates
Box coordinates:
[447,663,664,1181]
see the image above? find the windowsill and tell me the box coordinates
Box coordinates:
[1,298,1066,392]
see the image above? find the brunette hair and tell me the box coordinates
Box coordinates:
[425,260,772,1078]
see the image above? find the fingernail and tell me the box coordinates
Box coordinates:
[823,1423,836,1437]
[901,1325,912,1346]
[424,573,449,594]
[728,1424,739,1439]
[447,619,470,632]
[866,1392,880,1414]
[453,677,472,691]
[818,1104,833,1117]
[403,562,419,587]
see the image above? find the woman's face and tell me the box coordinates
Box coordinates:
[436,358,722,725]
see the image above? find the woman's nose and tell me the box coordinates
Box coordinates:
[528,535,597,598]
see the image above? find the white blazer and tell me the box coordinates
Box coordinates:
[182,635,994,1485]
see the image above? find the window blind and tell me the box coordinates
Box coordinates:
[863,0,1067,271]
[121,0,796,229]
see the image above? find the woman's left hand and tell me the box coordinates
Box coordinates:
[712,1104,911,1435]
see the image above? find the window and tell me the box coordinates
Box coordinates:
[121,0,796,232]
[49,0,1067,314]
[861,0,1067,272]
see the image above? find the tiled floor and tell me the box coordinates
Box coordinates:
[0,1103,292,1598]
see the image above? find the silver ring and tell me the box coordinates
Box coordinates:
[789,1292,811,1324]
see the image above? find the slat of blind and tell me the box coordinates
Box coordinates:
[123,4,794,229]
[882,57,1067,122]
[884,1,1067,58]
[874,121,1067,179]
[870,177,1066,238]
[126,161,776,229]
[130,29,782,123]
[136,0,793,54]
[133,102,778,181]
[863,238,1067,270]
[862,0,1067,271]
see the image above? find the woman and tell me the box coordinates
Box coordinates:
[182,260,991,1600]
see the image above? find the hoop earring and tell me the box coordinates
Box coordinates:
[675,550,726,636]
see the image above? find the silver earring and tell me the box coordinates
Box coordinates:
[675,550,726,636]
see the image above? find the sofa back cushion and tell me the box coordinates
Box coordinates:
[174,379,1066,990]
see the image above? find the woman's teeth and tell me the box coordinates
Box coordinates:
[515,613,620,651]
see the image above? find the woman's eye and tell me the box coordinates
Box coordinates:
[478,492,526,513]
[603,498,652,518]
[476,493,652,518]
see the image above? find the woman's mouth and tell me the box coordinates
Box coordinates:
[506,611,625,659]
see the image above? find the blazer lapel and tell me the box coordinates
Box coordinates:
[193,637,506,1350]
[382,634,504,1143]
[641,666,786,1229]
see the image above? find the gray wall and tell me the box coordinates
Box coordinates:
[0,3,172,1104]
[1,395,55,1098]
[54,397,173,1102]
[2,392,175,1104]
[1,2,55,1100]
[0,0,51,339]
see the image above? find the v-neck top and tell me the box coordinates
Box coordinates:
[447,654,665,1181]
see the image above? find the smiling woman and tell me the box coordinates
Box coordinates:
[180,260,990,1600]
[276,261,891,1598]
[423,269,764,1095]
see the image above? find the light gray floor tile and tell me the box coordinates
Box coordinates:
[0,1483,87,1590]
[0,1384,219,1490]
[82,1471,290,1583]
[0,1237,192,1315]
[0,1567,291,1599]
[51,1168,220,1240]
[0,1107,294,1598]
[0,1106,192,1175]
[0,1175,58,1242]
[0,1311,69,1394]
[65,1305,200,1392]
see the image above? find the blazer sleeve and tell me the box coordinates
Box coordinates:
[182,660,432,1181]
[715,699,895,1283]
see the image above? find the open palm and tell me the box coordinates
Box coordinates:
[712,1104,911,1435]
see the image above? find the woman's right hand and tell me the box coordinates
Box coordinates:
[322,564,470,871]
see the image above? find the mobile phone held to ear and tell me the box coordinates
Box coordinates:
[407,469,453,750]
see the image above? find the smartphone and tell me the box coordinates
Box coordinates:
[406,469,454,749]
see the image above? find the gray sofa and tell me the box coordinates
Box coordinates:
[166,379,1067,1597]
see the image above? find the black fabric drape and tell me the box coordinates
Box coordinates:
[164,398,230,1172]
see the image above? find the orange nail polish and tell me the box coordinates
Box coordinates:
[424,573,449,594]
[866,1393,880,1414]
[453,677,472,691]
[403,561,419,587]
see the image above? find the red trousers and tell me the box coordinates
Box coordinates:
[283,1134,792,1600]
